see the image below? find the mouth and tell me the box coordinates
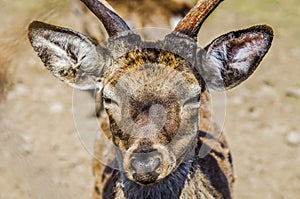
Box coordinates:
[132,171,160,185]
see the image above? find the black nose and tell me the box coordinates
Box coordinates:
[130,150,162,184]
[130,150,162,173]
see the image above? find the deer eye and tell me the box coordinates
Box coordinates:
[183,94,201,108]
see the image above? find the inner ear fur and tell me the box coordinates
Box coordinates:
[199,25,273,91]
[28,21,110,90]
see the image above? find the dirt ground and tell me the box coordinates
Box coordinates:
[0,0,299,198]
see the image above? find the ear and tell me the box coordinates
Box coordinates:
[28,21,110,89]
[199,25,273,90]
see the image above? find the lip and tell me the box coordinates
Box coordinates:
[132,171,160,185]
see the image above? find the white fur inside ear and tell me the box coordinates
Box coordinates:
[202,26,273,90]
[29,21,107,90]
[228,34,265,73]
[230,47,252,73]
[199,46,226,90]
[209,44,227,75]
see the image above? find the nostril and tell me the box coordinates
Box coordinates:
[130,158,139,172]
[153,157,161,171]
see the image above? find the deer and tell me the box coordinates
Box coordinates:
[27,0,273,198]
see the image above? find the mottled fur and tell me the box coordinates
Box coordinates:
[92,92,234,199]
[27,1,273,199]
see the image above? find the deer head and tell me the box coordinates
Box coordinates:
[28,0,273,186]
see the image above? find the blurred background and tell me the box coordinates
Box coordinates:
[0,0,299,198]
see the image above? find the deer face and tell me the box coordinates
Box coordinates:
[28,0,273,186]
[102,48,202,184]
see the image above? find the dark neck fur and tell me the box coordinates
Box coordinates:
[121,160,192,199]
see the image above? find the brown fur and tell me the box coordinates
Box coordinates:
[92,91,234,199]
[92,52,233,197]
[27,1,273,198]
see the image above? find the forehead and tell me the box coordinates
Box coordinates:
[104,48,201,96]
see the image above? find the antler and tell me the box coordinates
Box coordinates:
[80,0,132,37]
[174,0,224,39]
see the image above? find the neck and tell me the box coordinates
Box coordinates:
[121,161,192,199]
